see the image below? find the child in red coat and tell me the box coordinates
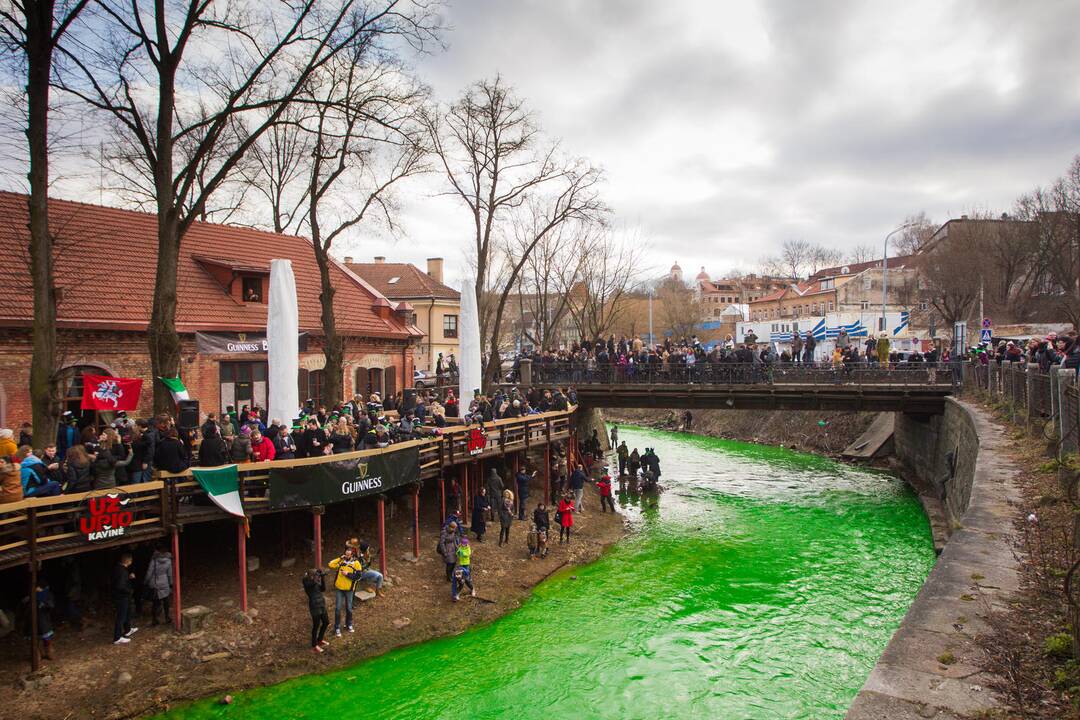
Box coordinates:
[596,470,615,513]
[557,492,575,544]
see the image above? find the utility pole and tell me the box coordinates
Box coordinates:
[648,290,654,346]
[882,223,916,334]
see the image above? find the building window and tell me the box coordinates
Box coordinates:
[863,276,872,290]
[220,361,268,413]
[443,314,459,339]
[828,301,834,312]
[60,364,113,429]
[918,301,929,311]
[860,300,870,310]
[241,276,264,303]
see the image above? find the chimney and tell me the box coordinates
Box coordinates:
[960,214,969,220]
[427,257,444,283]
[343,256,353,264]
[374,256,385,263]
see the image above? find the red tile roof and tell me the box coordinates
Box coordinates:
[347,262,460,301]
[0,192,417,338]
[810,255,916,280]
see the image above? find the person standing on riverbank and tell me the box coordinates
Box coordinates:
[532,503,550,558]
[597,470,615,513]
[302,569,330,653]
[452,537,475,601]
[569,464,587,513]
[439,521,461,581]
[515,468,531,520]
[471,487,490,542]
[498,490,514,546]
[610,425,618,448]
[111,553,137,645]
[616,441,628,476]
[328,547,362,636]
[557,492,575,544]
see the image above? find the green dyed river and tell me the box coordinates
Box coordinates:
[168,426,935,720]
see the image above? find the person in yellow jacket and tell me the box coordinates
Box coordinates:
[452,537,475,601]
[328,546,362,636]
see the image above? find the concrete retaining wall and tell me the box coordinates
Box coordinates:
[847,399,1021,719]
[893,400,980,530]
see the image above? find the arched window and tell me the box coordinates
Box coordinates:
[59,364,113,430]
[307,369,325,409]
[384,366,397,398]
[353,367,367,399]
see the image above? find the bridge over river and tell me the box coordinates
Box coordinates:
[519,360,958,414]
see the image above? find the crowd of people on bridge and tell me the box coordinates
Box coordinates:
[517,331,972,386]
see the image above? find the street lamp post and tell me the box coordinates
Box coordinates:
[881,223,916,334]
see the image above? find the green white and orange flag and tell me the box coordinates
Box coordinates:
[190,465,245,518]
[158,376,190,403]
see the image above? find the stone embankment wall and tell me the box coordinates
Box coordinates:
[847,398,1020,719]
[893,400,980,529]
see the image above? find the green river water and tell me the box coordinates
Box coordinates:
[166,426,935,720]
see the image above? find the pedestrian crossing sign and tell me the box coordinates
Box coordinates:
[980,329,992,343]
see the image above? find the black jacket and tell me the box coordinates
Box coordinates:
[198,436,229,467]
[112,562,134,599]
[154,438,190,474]
[303,573,327,615]
[298,429,328,458]
[533,508,550,532]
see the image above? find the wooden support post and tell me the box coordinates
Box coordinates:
[237,520,248,612]
[462,464,469,517]
[512,453,520,515]
[313,509,324,569]
[172,527,182,631]
[377,496,388,576]
[544,445,551,503]
[29,508,39,672]
[413,484,421,559]
[439,474,446,521]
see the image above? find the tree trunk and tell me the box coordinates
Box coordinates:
[313,243,343,407]
[26,0,61,448]
[149,62,182,416]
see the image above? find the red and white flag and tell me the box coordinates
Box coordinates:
[81,375,142,411]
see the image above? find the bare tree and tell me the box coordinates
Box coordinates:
[917,224,988,326]
[482,174,605,385]
[429,76,605,387]
[249,52,428,407]
[892,211,936,255]
[1017,158,1080,329]
[563,225,644,342]
[655,276,700,340]
[758,254,787,278]
[58,0,439,412]
[514,220,581,351]
[847,244,877,264]
[429,77,581,356]
[807,244,844,276]
[780,238,811,278]
[0,0,89,447]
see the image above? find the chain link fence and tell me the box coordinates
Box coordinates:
[961,361,1079,450]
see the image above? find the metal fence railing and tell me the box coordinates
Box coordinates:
[961,360,1080,449]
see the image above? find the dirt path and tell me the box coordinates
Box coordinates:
[2,482,626,720]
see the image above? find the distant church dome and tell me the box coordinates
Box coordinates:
[696,266,710,282]
[669,261,683,282]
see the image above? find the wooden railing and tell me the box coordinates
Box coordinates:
[0,409,575,571]
[0,480,170,568]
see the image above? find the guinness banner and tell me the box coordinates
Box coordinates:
[268,447,420,509]
[195,331,308,355]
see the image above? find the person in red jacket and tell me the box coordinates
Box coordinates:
[596,469,615,513]
[557,491,575,544]
[249,430,276,462]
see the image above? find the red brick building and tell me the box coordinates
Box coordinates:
[0,193,423,427]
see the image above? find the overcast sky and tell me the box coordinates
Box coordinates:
[12,0,1080,290]
[358,0,1080,288]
